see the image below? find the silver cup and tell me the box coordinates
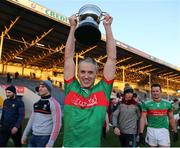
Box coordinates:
[74,4,106,45]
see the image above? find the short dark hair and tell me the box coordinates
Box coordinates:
[151,83,161,91]
[35,86,39,92]
[78,57,99,71]
[133,93,137,98]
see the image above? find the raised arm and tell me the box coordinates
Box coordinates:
[103,15,117,80]
[64,14,77,80]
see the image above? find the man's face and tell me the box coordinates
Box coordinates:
[151,86,161,99]
[78,61,97,89]
[38,85,49,97]
[6,90,14,99]
[124,92,133,100]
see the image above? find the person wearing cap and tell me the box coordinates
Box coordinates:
[109,91,120,113]
[0,85,25,147]
[21,80,62,147]
[112,85,140,147]
[63,13,116,147]
[140,83,178,147]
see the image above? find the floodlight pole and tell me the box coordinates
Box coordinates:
[167,78,169,100]
[75,53,78,78]
[0,32,4,62]
[22,65,24,76]
[122,66,125,87]
[149,73,151,99]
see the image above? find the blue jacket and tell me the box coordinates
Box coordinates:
[0,96,25,129]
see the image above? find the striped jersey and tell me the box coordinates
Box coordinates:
[63,77,113,147]
[22,96,61,147]
[141,99,172,129]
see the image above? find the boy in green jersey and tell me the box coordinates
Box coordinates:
[140,84,178,147]
[63,13,116,147]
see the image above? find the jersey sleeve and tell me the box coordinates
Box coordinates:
[64,77,79,96]
[141,101,147,112]
[168,102,173,111]
[47,98,62,147]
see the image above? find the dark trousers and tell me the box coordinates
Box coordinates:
[28,135,50,147]
[0,127,22,147]
[119,133,136,147]
[102,126,106,139]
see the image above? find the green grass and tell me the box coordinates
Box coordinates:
[7,118,180,147]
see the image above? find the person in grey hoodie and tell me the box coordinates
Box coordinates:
[112,85,140,147]
[21,80,61,147]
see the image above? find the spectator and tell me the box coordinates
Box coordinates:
[172,98,180,129]
[112,85,140,147]
[33,73,36,79]
[14,72,19,79]
[21,80,62,147]
[108,92,119,124]
[109,91,119,112]
[0,85,25,147]
[7,72,12,83]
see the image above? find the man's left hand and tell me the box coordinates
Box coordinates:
[103,15,113,26]
[173,132,179,142]
[11,127,18,134]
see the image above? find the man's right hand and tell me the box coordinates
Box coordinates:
[114,127,120,136]
[68,14,77,27]
[21,137,27,144]
[103,14,113,27]
[139,133,146,145]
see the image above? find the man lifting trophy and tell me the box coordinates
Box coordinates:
[63,4,116,147]
[74,4,106,45]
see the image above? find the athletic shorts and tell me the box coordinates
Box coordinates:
[146,127,170,147]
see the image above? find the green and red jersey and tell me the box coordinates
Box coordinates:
[141,99,172,129]
[63,77,113,147]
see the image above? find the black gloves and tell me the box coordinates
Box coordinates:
[173,132,179,142]
[139,133,146,145]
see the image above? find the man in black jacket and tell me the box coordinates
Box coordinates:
[0,85,25,147]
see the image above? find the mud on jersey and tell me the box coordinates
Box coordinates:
[63,77,113,147]
[141,99,172,129]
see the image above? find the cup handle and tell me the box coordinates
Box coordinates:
[100,12,108,21]
[75,13,79,17]
[75,13,80,22]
